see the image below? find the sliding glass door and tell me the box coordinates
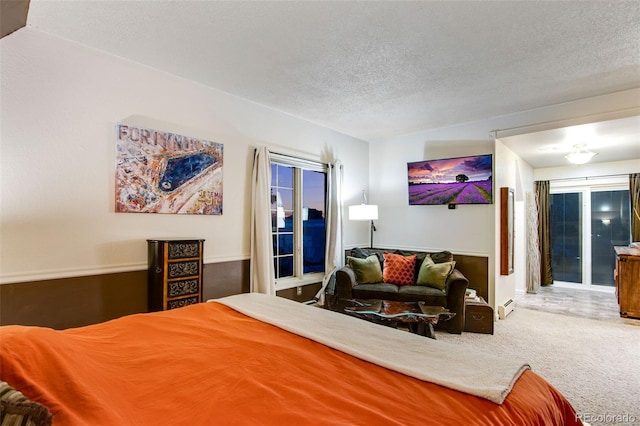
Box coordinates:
[591,190,631,285]
[550,192,583,284]
[550,179,630,289]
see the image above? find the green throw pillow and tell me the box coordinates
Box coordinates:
[416,255,456,290]
[347,255,383,284]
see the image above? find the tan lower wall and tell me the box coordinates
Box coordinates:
[452,255,489,302]
[276,283,322,303]
[0,260,250,329]
[0,252,479,329]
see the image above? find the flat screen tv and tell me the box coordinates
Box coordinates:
[407,154,493,205]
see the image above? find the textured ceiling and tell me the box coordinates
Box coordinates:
[25,1,640,151]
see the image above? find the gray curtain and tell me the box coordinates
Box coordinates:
[534,181,553,286]
[631,173,640,243]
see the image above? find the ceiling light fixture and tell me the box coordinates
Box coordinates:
[565,144,597,165]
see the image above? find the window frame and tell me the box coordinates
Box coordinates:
[270,153,327,291]
[550,175,630,290]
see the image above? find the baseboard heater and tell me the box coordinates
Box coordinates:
[498,298,514,320]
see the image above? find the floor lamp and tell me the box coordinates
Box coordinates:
[349,192,378,248]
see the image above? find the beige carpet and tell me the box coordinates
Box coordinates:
[436,307,640,426]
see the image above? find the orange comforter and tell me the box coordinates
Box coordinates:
[1,301,580,425]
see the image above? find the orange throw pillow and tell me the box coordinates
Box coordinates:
[382,252,416,286]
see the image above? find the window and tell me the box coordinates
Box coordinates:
[550,192,583,283]
[550,177,631,288]
[270,154,327,289]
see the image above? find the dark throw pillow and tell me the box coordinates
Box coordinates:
[0,381,52,426]
[430,250,454,264]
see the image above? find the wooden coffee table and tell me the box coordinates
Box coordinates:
[344,299,455,339]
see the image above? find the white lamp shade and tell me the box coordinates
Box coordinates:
[349,204,378,221]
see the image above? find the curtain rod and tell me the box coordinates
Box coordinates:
[541,173,631,183]
[491,106,640,138]
[253,147,326,168]
[269,150,327,168]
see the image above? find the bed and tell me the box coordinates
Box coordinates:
[0,293,581,425]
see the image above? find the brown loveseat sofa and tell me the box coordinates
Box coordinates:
[328,247,469,334]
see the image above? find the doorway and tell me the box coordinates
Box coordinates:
[550,177,631,290]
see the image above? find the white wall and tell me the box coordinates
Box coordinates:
[370,128,496,305]
[369,136,495,255]
[2,27,638,294]
[0,28,369,284]
[494,140,533,310]
[369,90,639,310]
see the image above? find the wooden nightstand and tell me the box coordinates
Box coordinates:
[147,239,205,311]
[464,297,494,334]
[614,246,640,319]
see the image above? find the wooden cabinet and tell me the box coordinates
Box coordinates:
[614,246,640,319]
[464,297,494,334]
[147,239,205,311]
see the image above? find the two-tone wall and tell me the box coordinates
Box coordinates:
[2,28,638,328]
[0,28,369,326]
[368,89,640,311]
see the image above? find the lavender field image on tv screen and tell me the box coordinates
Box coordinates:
[407,154,492,205]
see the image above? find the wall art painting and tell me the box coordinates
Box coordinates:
[115,124,223,215]
[407,154,493,205]
[500,187,515,275]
